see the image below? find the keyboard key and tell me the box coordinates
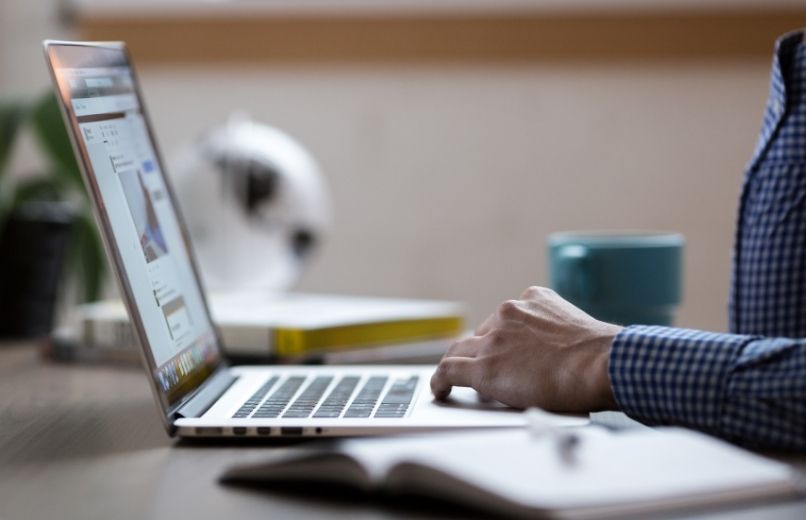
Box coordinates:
[252,376,306,418]
[344,376,388,418]
[282,376,334,418]
[313,376,360,418]
[374,376,419,418]
[232,376,279,418]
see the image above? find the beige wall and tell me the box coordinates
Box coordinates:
[1,1,774,332]
[145,62,765,331]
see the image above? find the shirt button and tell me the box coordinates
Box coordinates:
[772,98,784,116]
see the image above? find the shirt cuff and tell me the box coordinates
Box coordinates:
[608,325,750,433]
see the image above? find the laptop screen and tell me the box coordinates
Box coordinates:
[45,42,223,412]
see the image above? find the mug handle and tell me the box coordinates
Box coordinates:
[555,245,594,304]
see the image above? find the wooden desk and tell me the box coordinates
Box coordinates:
[1,344,804,519]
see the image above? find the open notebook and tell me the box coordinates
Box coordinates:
[221,427,803,519]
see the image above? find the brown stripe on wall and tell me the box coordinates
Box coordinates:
[76,10,806,65]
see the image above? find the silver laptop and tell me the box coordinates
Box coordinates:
[43,40,529,438]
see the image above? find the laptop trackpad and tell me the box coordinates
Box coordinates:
[433,386,520,413]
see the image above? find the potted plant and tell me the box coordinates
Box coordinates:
[0,92,105,339]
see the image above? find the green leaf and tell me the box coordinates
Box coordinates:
[0,99,27,179]
[27,93,106,302]
[70,211,106,302]
[28,92,84,193]
[3,94,106,304]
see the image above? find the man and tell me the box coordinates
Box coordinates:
[431,31,806,451]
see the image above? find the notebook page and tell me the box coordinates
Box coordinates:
[341,427,798,511]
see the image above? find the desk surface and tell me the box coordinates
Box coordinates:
[1,344,805,520]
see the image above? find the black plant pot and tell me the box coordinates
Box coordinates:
[0,201,74,339]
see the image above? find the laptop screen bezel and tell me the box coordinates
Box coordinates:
[42,40,228,432]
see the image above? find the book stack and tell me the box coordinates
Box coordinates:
[49,292,465,365]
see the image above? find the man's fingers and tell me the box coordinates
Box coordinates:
[430,357,478,400]
[474,312,498,336]
[520,285,549,300]
[445,336,484,358]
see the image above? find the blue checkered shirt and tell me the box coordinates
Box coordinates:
[609,31,806,451]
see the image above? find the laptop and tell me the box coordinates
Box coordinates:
[42,40,539,438]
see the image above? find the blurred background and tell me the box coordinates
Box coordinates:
[2,0,805,332]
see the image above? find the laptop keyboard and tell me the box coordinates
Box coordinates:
[313,376,360,418]
[344,376,388,418]
[251,376,306,418]
[282,376,334,418]
[232,374,419,420]
[231,376,279,418]
[376,376,419,417]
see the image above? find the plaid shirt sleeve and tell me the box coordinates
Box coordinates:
[609,326,806,451]
[606,32,806,451]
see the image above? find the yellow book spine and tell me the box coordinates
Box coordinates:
[272,316,464,357]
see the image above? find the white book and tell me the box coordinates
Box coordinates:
[222,427,803,519]
[76,291,465,357]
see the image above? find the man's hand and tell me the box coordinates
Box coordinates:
[430,286,622,413]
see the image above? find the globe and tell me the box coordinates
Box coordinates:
[171,114,330,291]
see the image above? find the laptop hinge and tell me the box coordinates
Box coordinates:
[175,368,237,419]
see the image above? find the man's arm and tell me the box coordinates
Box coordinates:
[611,326,806,451]
[430,286,806,451]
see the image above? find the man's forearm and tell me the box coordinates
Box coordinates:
[608,326,806,451]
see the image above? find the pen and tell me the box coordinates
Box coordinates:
[526,407,580,465]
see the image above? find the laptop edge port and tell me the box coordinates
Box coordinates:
[195,427,223,436]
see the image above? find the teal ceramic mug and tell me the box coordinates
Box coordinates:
[548,231,684,326]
